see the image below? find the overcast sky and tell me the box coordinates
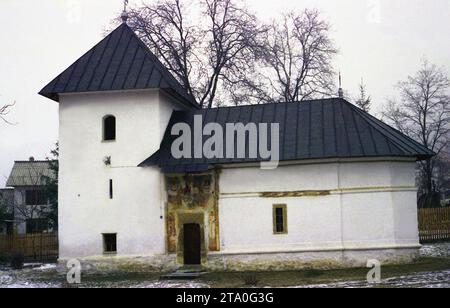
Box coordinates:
[0,0,449,187]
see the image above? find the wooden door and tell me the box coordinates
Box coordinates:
[183,223,201,265]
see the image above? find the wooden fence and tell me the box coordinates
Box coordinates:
[0,233,58,262]
[418,207,450,243]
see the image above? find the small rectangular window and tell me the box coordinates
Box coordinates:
[103,234,117,254]
[109,180,113,199]
[273,204,287,234]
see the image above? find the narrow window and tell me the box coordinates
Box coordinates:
[273,204,287,234]
[103,234,117,254]
[25,190,35,205]
[109,179,113,199]
[103,115,116,141]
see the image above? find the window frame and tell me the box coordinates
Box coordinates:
[25,189,48,206]
[273,204,288,235]
[102,115,116,142]
[102,233,117,255]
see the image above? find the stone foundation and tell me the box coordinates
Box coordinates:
[206,247,420,272]
[58,254,178,274]
[58,247,420,274]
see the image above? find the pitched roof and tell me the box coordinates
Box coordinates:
[6,161,55,187]
[39,23,199,108]
[140,98,435,172]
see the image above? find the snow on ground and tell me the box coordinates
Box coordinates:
[33,264,57,271]
[0,274,13,285]
[131,281,209,288]
[294,270,450,288]
[0,263,60,288]
[420,242,450,258]
[0,243,449,288]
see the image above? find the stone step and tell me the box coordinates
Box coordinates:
[160,268,207,280]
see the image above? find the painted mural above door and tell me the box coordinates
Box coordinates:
[165,172,220,254]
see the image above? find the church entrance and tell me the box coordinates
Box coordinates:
[183,223,201,265]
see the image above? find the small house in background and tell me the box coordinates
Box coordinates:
[0,188,14,235]
[5,158,55,234]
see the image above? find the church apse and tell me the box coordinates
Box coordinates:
[165,172,220,263]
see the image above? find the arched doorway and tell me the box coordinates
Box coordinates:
[183,223,201,265]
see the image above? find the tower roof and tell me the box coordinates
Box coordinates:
[39,23,199,108]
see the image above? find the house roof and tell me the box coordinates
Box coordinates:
[140,98,435,172]
[6,161,55,187]
[39,23,199,109]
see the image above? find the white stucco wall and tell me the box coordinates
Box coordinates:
[217,160,419,255]
[58,90,182,259]
[57,88,420,268]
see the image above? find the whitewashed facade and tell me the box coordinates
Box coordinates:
[40,21,432,271]
[55,90,421,270]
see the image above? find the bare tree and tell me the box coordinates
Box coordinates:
[43,143,59,230]
[126,0,265,108]
[127,0,197,98]
[0,191,13,227]
[434,150,450,200]
[355,78,371,112]
[246,9,338,103]
[383,60,450,203]
[0,101,15,124]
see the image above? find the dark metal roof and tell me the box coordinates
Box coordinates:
[39,23,199,108]
[140,98,435,172]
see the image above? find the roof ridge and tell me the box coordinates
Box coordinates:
[123,25,199,107]
[40,23,199,108]
[344,102,414,155]
[206,98,340,110]
[342,100,434,156]
[40,24,129,100]
[14,160,53,163]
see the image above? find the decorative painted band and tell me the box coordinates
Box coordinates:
[220,186,417,199]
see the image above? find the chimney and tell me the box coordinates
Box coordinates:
[29,156,35,161]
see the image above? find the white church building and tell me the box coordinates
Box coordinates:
[39,20,434,271]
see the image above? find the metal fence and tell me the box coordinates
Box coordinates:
[0,232,58,262]
[418,207,450,243]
